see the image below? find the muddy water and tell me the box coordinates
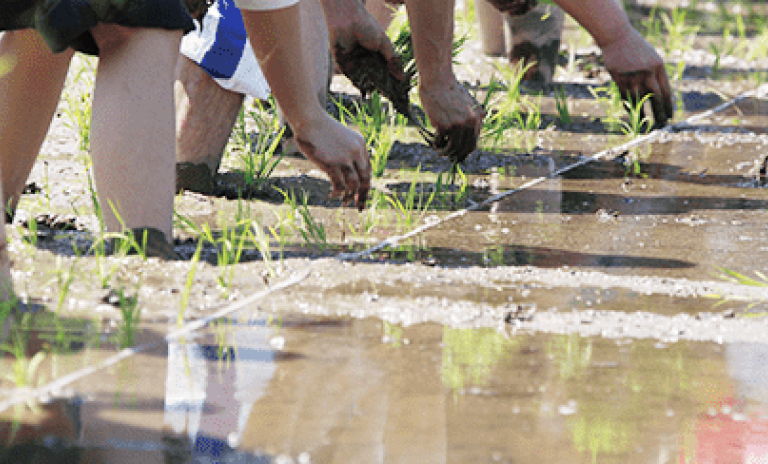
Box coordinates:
[1,313,767,463]
[4,6,768,461]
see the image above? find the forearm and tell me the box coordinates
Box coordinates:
[552,0,631,47]
[239,5,325,132]
[404,0,455,87]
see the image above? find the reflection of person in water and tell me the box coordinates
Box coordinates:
[164,317,276,460]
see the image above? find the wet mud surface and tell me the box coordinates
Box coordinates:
[3,2,768,461]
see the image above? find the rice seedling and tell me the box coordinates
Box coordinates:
[216,224,248,298]
[279,189,328,251]
[50,256,77,313]
[268,205,297,262]
[717,268,768,287]
[62,58,96,152]
[588,82,624,133]
[386,167,437,231]
[251,219,277,279]
[554,85,572,125]
[1,314,46,412]
[479,62,540,150]
[482,243,506,267]
[179,239,204,326]
[175,213,249,298]
[713,268,768,316]
[745,22,768,62]
[659,8,699,57]
[237,99,286,189]
[618,93,653,138]
[114,284,141,349]
[335,92,403,178]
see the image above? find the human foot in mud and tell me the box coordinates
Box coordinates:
[108,227,180,260]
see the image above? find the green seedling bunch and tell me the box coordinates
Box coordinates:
[709,16,749,76]
[179,239,203,326]
[231,97,286,189]
[588,82,624,133]
[650,7,699,57]
[278,188,328,251]
[175,213,249,298]
[251,220,277,279]
[115,285,141,349]
[433,166,469,209]
[385,167,437,232]
[62,57,96,152]
[336,92,404,178]
[714,268,768,316]
[1,314,46,413]
[554,85,572,125]
[619,93,653,138]
[50,257,77,313]
[480,62,542,151]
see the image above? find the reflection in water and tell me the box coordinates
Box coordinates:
[1,314,768,463]
[164,318,276,461]
[547,333,592,381]
[684,342,768,464]
[571,415,632,463]
[441,327,517,392]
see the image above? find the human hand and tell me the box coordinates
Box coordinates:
[601,27,674,128]
[324,0,404,82]
[419,77,486,163]
[293,115,372,210]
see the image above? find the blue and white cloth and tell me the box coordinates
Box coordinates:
[180,0,271,99]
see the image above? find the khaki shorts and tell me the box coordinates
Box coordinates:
[0,0,194,55]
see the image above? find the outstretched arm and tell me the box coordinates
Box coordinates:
[405,0,485,162]
[238,2,371,209]
[552,0,673,126]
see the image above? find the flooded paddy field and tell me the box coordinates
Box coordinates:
[2,0,768,462]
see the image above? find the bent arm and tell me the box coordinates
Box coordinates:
[551,0,631,47]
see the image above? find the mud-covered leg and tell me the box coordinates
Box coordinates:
[90,26,181,251]
[174,55,244,194]
[504,4,565,85]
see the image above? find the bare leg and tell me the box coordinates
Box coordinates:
[174,55,243,193]
[0,30,73,215]
[90,26,182,240]
[475,0,506,57]
[175,56,244,173]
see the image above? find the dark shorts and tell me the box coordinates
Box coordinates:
[1,0,195,55]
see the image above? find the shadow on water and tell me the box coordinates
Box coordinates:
[372,243,694,269]
[1,312,766,463]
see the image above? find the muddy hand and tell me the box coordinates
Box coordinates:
[601,28,674,128]
[325,0,404,83]
[420,78,486,164]
[294,115,371,210]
